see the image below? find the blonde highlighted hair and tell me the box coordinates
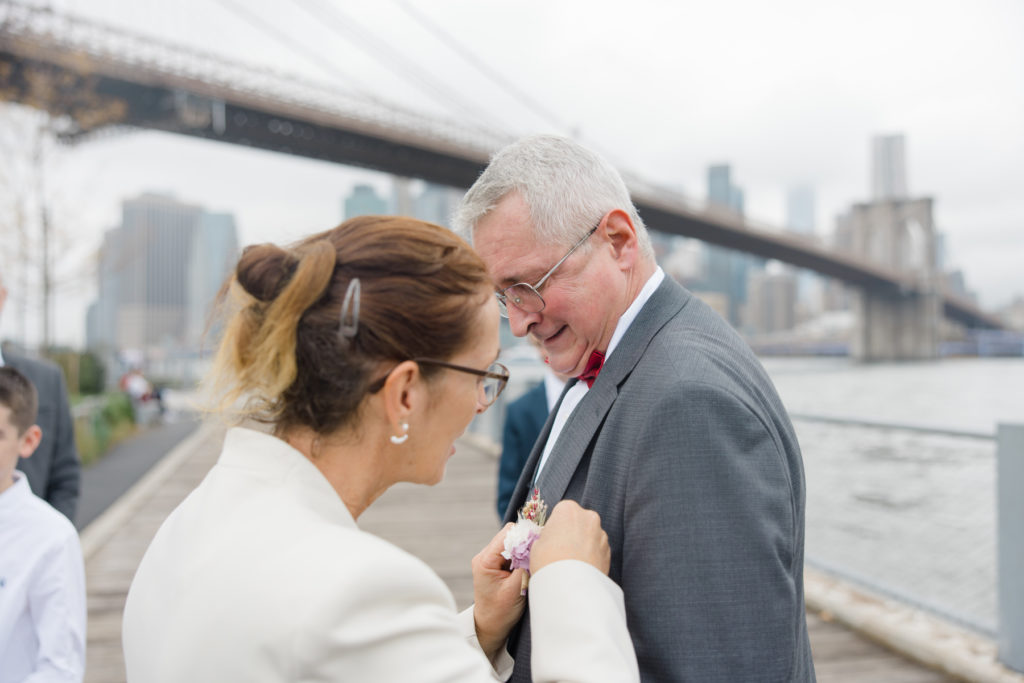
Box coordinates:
[204,216,489,436]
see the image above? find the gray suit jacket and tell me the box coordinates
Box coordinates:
[6,351,81,523]
[504,277,815,682]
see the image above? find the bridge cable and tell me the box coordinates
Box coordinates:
[212,0,378,100]
[389,0,571,135]
[290,0,513,133]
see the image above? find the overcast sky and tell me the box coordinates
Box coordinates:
[2,0,1022,348]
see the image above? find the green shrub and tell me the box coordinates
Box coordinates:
[75,392,137,466]
[47,349,107,396]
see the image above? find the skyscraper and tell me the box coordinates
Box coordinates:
[746,269,797,335]
[786,185,815,234]
[186,211,239,349]
[88,194,238,353]
[871,134,908,201]
[703,164,758,327]
[414,183,464,228]
[343,184,389,219]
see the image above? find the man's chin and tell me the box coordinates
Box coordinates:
[545,354,581,377]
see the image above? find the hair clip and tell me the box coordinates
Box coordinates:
[338,277,361,340]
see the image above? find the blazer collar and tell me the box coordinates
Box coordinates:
[220,427,357,529]
[531,277,691,505]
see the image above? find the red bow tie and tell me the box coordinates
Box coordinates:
[578,350,605,388]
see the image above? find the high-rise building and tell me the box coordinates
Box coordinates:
[785,185,820,314]
[414,183,464,229]
[871,134,908,201]
[786,185,815,234]
[186,212,239,349]
[343,184,389,219]
[746,269,797,334]
[88,194,238,354]
[703,164,759,327]
[392,177,415,217]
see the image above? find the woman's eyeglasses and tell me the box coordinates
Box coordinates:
[368,359,510,407]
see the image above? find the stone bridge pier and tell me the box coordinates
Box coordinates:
[842,198,941,361]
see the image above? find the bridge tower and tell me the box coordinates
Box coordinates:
[837,198,941,361]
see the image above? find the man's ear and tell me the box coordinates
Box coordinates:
[603,209,640,269]
[19,424,42,459]
[380,360,421,435]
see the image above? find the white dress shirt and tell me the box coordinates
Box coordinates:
[535,267,665,480]
[0,472,86,683]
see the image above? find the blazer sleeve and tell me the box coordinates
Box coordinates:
[529,561,640,683]
[301,546,638,683]
[620,381,802,682]
[10,356,81,522]
[298,546,509,682]
[42,363,81,522]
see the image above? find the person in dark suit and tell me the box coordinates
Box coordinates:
[0,273,81,522]
[498,381,547,518]
[497,365,569,518]
[454,135,815,681]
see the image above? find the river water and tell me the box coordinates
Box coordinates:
[762,357,1023,635]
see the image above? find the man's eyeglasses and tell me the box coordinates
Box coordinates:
[495,219,601,318]
[368,358,510,407]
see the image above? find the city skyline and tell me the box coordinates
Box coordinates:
[0,0,1021,348]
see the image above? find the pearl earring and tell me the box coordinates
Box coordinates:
[390,422,409,445]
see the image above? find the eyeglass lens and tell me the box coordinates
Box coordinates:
[480,362,508,405]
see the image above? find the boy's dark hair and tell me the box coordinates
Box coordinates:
[0,366,38,434]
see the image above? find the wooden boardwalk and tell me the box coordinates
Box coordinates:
[82,422,956,682]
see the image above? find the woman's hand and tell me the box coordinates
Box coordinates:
[530,500,610,576]
[471,523,526,662]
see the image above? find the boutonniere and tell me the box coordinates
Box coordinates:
[501,489,548,595]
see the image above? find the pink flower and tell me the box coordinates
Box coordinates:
[502,490,549,594]
[502,520,542,571]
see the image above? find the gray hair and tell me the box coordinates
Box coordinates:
[452,135,653,258]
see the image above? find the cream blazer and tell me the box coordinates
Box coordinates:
[122,427,637,682]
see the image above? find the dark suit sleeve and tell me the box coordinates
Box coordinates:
[620,381,802,682]
[38,362,82,522]
[497,402,534,518]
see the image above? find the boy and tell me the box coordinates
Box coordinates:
[0,366,86,682]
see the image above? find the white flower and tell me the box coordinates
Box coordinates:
[502,519,543,561]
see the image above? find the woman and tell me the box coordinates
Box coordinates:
[122,217,638,682]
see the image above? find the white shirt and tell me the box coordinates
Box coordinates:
[535,267,665,480]
[0,472,86,683]
[542,368,567,411]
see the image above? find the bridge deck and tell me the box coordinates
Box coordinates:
[82,421,954,682]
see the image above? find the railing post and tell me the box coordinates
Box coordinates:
[998,422,1024,672]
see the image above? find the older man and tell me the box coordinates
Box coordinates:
[454,135,815,682]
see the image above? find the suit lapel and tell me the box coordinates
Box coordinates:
[534,277,691,504]
[502,381,572,523]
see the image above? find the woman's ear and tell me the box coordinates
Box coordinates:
[380,360,420,434]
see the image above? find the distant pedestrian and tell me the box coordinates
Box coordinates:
[497,356,568,518]
[0,366,87,682]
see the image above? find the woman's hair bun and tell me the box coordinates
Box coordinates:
[235,243,298,302]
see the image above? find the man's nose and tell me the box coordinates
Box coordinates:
[507,305,541,337]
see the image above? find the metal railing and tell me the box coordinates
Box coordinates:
[793,414,998,636]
